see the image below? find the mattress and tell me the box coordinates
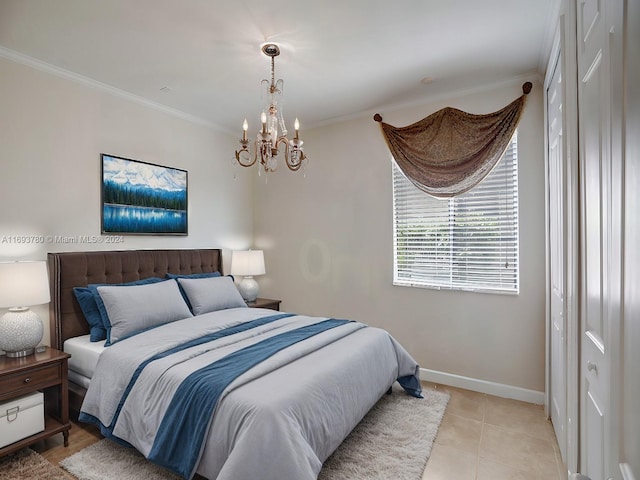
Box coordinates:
[63,334,106,381]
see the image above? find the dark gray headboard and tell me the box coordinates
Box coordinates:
[48,249,223,350]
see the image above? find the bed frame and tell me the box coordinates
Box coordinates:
[47,248,223,416]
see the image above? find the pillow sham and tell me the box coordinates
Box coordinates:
[177,276,247,316]
[75,277,164,342]
[87,277,165,337]
[97,279,193,345]
[166,271,222,311]
[73,287,107,342]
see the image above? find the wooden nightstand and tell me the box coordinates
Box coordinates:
[248,298,281,311]
[0,347,71,457]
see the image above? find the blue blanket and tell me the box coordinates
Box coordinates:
[150,319,352,477]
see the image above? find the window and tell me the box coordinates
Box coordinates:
[392,133,519,294]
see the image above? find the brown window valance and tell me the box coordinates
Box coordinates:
[375,82,532,198]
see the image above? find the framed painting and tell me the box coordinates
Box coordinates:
[101,154,188,235]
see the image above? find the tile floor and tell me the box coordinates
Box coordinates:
[35,381,566,480]
[422,383,566,480]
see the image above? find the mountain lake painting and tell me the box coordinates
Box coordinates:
[101,154,188,235]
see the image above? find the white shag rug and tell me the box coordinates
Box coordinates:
[61,386,449,480]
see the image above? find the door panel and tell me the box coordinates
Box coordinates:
[585,382,605,479]
[577,0,610,477]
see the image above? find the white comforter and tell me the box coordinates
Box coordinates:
[80,307,422,480]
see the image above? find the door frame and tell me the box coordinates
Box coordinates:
[620,2,640,478]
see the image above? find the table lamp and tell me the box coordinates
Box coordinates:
[0,261,50,357]
[230,250,265,303]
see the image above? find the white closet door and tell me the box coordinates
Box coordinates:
[576,0,623,478]
[577,0,612,477]
[547,47,567,463]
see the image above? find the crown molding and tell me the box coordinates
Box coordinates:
[313,71,543,130]
[0,46,233,134]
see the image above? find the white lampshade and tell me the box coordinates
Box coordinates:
[0,261,50,308]
[230,250,266,277]
[0,261,49,358]
[230,250,265,303]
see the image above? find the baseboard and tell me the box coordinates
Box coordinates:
[621,463,637,480]
[420,368,545,405]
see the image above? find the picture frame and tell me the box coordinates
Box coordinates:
[101,154,188,235]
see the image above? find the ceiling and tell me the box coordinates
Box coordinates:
[0,0,559,135]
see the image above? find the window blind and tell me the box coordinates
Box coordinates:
[392,134,519,294]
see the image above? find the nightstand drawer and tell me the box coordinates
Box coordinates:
[0,364,61,397]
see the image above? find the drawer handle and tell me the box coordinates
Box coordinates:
[6,406,19,422]
[23,377,31,384]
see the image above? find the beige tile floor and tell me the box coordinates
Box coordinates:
[422,383,567,480]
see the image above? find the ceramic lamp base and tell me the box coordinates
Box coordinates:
[0,307,43,358]
[237,276,259,303]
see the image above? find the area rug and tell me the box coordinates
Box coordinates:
[0,448,69,480]
[59,386,449,480]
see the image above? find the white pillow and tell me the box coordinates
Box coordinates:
[97,279,193,345]
[177,276,247,316]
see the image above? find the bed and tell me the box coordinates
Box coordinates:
[48,249,422,480]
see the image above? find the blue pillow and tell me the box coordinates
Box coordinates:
[73,287,107,342]
[87,277,165,339]
[165,271,222,280]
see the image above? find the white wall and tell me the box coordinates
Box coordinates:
[254,79,547,392]
[0,56,254,345]
[0,55,547,393]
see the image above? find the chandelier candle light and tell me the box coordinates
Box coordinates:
[235,43,308,174]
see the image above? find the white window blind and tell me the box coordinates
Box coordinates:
[392,133,519,294]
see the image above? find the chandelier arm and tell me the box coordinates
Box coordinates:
[275,136,289,163]
[288,158,303,171]
[290,149,306,172]
[235,141,258,167]
[261,79,270,101]
[275,136,301,172]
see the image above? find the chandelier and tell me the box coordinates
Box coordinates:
[235,43,308,174]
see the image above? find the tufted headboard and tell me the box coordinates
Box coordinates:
[47,249,223,351]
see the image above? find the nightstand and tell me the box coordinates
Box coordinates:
[248,298,281,311]
[0,347,71,457]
